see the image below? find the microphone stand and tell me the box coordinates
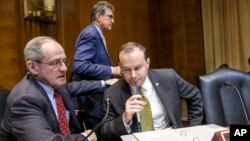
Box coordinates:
[224,81,250,125]
[82,98,111,141]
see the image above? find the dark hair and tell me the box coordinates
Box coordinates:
[90,1,114,22]
[119,42,147,60]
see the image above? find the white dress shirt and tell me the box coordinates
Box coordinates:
[125,76,171,132]
[140,76,170,130]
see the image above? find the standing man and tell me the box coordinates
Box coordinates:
[0,36,98,141]
[72,1,120,137]
[101,42,203,141]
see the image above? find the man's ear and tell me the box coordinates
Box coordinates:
[26,60,38,75]
[96,13,102,22]
[146,58,150,68]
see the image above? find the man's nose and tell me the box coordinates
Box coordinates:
[60,62,68,71]
[131,70,137,78]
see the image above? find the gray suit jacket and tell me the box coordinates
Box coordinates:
[0,74,104,141]
[101,69,203,141]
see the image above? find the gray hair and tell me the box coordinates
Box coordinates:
[24,36,56,62]
[90,1,114,22]
[119,42,148,60]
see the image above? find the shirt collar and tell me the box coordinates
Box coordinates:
[36,81,54,99]
[93,24,105,38]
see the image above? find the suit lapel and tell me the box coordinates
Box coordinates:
[148,70,173,119]
[91,24,112,65]
[27,75,57,118]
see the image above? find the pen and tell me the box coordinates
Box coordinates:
[83,122,87,131]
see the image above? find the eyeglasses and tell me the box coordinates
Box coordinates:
[34,58,70,68]
[121,65,147,75]
[103,14,114,20]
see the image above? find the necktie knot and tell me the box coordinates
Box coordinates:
[54,89,60,97]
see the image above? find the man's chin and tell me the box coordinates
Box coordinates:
[57,78,67,86]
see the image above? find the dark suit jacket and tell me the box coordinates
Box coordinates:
[72,23,112,119]
[0,74,104,141]
[101,69,203,141]
[73,23,111,80]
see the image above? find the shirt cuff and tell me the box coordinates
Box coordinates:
[110,67,113,74]
[123,113,132,133]
[101,80,106,88]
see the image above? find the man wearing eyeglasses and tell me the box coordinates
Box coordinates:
[72,1,120,140]
[0,36,113,141]
[101,42,203,141]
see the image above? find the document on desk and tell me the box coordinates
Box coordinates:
[132,129,193,141]
[129,124,228,141]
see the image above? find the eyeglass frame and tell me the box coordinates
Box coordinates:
[100,13,114,20]
[34,58,70,68]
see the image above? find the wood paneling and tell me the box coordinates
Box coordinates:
[0,0,18,89]
[0,0,205,90]
[78,0,152,67]
[155,0,205,84]
[58,0,81,80]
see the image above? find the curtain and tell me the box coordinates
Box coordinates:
[201,0,250,73]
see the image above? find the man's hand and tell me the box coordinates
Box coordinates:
[123,95,145,124]
[82,129,97,141]
[112,66,121,76]
[105,78,119,86]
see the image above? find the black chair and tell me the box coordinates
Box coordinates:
[0,89,9,121]
[197,67,250,126]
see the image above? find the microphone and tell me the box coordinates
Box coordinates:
[82,97,111,141]
[135,84,142,132]
[223,81,250,125]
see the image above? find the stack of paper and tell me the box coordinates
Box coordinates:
[121,124,228,141]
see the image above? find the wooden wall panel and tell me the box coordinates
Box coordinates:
[155,0,205,84]
[78,0,151,67]
[0,0,19,89]
[0,0,205,90]
[58,0,81,80]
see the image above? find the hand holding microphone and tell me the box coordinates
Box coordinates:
[122,84,145,131]
[123,95,144,123]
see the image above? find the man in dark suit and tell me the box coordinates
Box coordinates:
[0,36,102,141]
[72,1,120,137]
[101,42,204,141]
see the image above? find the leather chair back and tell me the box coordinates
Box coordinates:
[0,89,9,121]
[197,68,250,126]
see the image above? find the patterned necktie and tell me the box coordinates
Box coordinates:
[139,87,154,131]
[54,89,71,136]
